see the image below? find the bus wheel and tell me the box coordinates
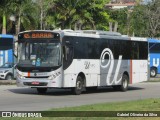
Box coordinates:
[37,88,47,94]
[72,76,84,95]
[120,74,129,92]
[150,68,157,77]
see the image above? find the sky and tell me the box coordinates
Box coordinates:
[141,0,153,5]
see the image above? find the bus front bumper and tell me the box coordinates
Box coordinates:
[16,77,63,88]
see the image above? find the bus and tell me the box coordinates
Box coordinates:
[16,30,148,95]
[148,38,160,77]
[0,34,14,80]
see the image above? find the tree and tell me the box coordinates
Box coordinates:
[130,0,160,37]
[44,0,111,30]
[0,0,13,34]
[13,0,39,34]
[108,8,128,34]
[144,0,160,37]
[130,5,149,37]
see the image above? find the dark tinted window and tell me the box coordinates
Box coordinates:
[131,42,139,59]
[139,42,148,59]
[63,36,148,60]
[149,43,160,53]
[0,38,13,50]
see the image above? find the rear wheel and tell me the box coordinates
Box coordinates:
[112,74,129,92]
[72,76,84,95]
[37,88,47,94]
[120,74,129,92]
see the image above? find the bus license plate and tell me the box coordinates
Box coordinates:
[31,81,40,85]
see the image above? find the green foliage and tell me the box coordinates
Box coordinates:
[1,0,159,37]
[0,0,113,33]
[108,0,160,37]
[108,9,128,34]
[14,0,39,32]
[0,0,39,34]
[50,98,160,111]
[41,0,111,30]
[130,5,149,37]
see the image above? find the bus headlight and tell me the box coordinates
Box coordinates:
[17,72,25,79]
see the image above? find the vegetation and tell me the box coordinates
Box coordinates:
[108,0,160,37]
[0,0,111,34]
[0,0,160,38]
[0,98,160,120]
[50,98,160,111]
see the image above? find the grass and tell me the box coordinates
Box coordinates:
[148,78,160,82]
[49,98,160,111]
[0,78,160,120]
[1,98,160,120]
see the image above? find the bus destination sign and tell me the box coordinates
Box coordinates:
[19,32,59,39]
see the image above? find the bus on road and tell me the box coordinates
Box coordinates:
[16,30,148,95]
[148,38,160,77]
[0,34,14,80]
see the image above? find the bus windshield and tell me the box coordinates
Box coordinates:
[18,41,61,67]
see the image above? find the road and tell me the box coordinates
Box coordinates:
[0,82,160,111]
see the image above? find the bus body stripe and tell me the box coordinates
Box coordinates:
[28,72,30,77]
[130,60,132,84]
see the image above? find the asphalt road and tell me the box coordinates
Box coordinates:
[0,82,160,111]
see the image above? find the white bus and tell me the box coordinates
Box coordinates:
[16,30,148,95]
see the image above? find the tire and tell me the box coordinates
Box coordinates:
[72,76,84,95]
[37,88,47,94]
[5,74,13,80]
[120,74,129,92]
[150,67,157,77]
[113,74,129,92]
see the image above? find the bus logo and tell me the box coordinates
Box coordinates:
[34,73,37,76]
[100,48,122,85]
[153,58,159,67]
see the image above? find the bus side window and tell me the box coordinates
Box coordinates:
[63,46,73,61]
[63,46,68,61]
[131,42,139,59]
[63,46,74,69]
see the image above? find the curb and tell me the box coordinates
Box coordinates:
[0,80,16,85]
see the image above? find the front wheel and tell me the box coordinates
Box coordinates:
[72,76,84,95]
[37,88,47,94]
[5,74,13,80]
[150,68,157,77]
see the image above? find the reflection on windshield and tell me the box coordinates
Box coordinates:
[18,42,61,67]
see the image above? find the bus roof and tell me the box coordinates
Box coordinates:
[130,37,147,42]
[148,38,160,43]
[0,34,14,38]
[59,30,130,40]
[18,30,148,42]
